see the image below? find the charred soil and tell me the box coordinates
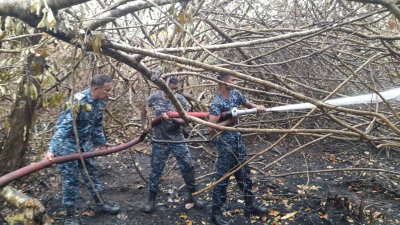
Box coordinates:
[1,137,400,225]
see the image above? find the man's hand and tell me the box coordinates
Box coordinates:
[256,105,266,113]
[44,152,54,161]
[162,112,170,121]
[142,124,152,134]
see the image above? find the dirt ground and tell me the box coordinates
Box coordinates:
[1,136,400,225]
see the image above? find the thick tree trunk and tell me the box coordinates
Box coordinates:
[0,37,42,175]
[0,88,36,174]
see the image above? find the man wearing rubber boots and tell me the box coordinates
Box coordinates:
[141,76,205,213]
[45,74,120,225]
[208,73,268,225]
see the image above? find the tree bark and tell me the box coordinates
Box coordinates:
[0,81,37,174]
[0,36,43,174]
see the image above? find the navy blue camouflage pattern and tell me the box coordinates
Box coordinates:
[209,89,255,212]
[149,143,196,194]
[49,88,106,209]
[49,89,106,154]
[147,91,197,195]
[147,90,190,142]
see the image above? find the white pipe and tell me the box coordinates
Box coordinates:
[265,87,400,112]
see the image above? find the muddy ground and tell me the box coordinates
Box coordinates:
[1,136,400,225]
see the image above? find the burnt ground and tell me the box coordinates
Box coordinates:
[1,136,400,225]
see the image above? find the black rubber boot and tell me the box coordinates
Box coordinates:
[244,198,268,218]
[141,193,156,213]
[183,192,206,209]
[94,202,121,215]
[211,210,230,225]
[93,194,121,215]
[64,208,82,225]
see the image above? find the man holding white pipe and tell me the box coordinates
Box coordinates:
[208,74,267,225]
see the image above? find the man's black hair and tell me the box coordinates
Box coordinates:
[91,74,113,87]
[216,73,231,82]
[168,76,180,84]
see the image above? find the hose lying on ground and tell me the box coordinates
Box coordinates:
[0,108,248,188]
[0,133,148,188]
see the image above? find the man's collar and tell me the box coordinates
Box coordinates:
[85,88,94,102]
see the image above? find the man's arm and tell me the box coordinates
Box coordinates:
[208,114,236,132]
[92,105,107,147]
[244,100,266,113]
[208,114,221,132]
[169,94,191,126]
[45,109,74,161]
[140,99,156,134]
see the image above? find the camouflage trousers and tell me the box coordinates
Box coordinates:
[212,132,254,212]
[149,143,196,195]
[57,158,103,209]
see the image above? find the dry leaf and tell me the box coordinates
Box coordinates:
[179,214,188,220]
[186,220,193,225]
[81,210,95,217]
[117,213,128,220]
[269,210,280,217]
[281,211,297,220]
[388,15,398,30]
[319,213,328,219]
[261,215,267,222]
[185,202,194,210]
[373,211,382,218]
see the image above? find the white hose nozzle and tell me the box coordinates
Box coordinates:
[231,107,258,117]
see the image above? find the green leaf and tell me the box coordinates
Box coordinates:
[4,17,13,30]
[42,95,49,108]
[167,6,175,15]
[41,72,56,88]
[47,9,57,29]
[23,83,29,96]
[37,11,48,29]
[32,63,42,75]
[178,12,187,26]
[0,85,5,97]
[0,28,6,40]
[30,0,42,16]
[83,103,92,112]
[2,119,10,132]
[15,20,24,35]
[92,35,103,54]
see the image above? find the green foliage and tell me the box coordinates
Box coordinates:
[66,101,80,118]
[0,85,5,97]
[34,0,57,31]
[91,35,103,54]
[24,83,38,101]
[39,72,56,89]
[42,92,65,108]
[4,17,14,30]
[0,27,6,40]
[178,12,187,26]
[30,0,43,16]
[83,103,92,112]
[2,119,10,132]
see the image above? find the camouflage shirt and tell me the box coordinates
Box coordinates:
[148,90,190,141]
[209,89,246,137]
[48,89,107,155]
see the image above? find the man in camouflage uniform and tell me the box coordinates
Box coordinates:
[141,76,205,213]
[45,74,120,225]
[208,74,267,225]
